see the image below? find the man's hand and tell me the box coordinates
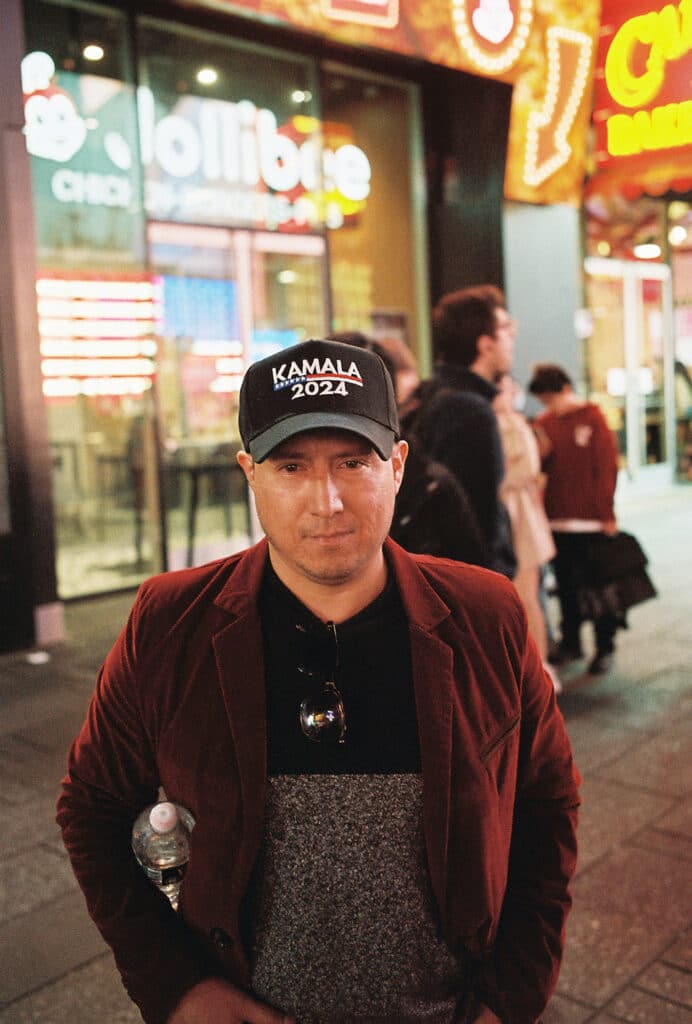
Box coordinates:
[168,978,295,1024]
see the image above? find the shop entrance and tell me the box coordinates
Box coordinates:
[147,222,329,571]
[584,257,675,486]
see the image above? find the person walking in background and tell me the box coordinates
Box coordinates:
[528,363,620,676]
[58,337,579,1024]
[329,330,487,565]
[494,372,560,693]
[411,285,517,577]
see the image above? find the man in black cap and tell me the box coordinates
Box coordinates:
[58,339,579,1024]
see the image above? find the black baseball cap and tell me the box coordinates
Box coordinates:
[238,338,400,462]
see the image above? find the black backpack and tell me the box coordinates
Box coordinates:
[390,382,489,566]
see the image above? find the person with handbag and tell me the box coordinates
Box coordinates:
[528,363,620,676]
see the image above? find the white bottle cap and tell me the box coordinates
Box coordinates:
[149,801,178,834]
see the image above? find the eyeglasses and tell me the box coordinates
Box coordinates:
[297,621,347,744]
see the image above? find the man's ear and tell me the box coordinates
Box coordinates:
[236,450,255,487]
[476,333,496,359]
[391,440,408,494]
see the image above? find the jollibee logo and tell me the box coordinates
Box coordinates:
[272,356,364,399]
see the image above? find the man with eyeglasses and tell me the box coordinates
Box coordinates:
[58,338,579,1024]
[412,285,517,579]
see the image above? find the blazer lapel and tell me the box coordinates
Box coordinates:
[385,540,456,932]
[410,625,454,933]
[212,542,270,871]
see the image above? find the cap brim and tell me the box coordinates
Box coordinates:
[248,412,397,462]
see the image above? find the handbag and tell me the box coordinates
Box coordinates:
[579,530,657,619]
[585,530,650,586]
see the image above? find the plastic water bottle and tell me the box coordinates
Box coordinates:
[131,801,194,911]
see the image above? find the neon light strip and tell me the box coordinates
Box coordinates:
[36,280,158,300]
[38,299,159,320]
[43,377,153,397]
[42,358,156,377]
[39,319,156,339]
[40,340,158,357]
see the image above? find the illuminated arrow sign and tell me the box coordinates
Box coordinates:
[524,26,593,187]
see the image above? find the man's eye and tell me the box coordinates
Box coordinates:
[342,458,366,469]
[279,462,300,473]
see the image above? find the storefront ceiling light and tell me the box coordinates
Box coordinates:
[668,225,688,246]
[277,270,297,284]
[633,242,661,259]
[291,90,312,103]
[196,67,218,86]
[82,44,104,62]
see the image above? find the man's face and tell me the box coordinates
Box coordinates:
[237,429,407,591]
[491,308,516,377]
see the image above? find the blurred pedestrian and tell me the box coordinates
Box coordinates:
[328,332,486,564]
[494,373,560,692]
[528,363,619,675]
[412,285,517,577]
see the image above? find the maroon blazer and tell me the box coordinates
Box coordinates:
[57,538,579,1024]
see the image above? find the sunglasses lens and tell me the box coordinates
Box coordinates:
[299,683,346,743]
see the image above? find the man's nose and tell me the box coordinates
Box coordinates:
[311,472,344,515]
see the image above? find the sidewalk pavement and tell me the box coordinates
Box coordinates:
[0,486,690,1023]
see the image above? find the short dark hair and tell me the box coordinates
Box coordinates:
[432,285,506,366]
[527,363,573,395]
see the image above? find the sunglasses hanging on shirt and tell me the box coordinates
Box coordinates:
[297,620,347,744]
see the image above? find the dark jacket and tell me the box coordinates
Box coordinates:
[57,538,579,1024]
[414,365,516,578]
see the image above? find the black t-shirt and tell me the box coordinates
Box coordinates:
[258,562,421,776]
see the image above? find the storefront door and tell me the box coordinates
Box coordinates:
[148,222,328,570]
[584,257,675,486]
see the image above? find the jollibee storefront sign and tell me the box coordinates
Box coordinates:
[21,51,371,233]
[188,0,600,205]
[591,0,692,194]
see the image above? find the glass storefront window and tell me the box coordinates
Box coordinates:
[584,258,672,479]
[23,3,427,594]
[23,0,160,599]
[668,200,692,479]
[137,19,322,233]
[322,65,426,362]
[147,223,328,570]
[0,371,10,535]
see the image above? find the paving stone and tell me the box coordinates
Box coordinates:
[662,929,692,971]
[606,984,692,1022]
[0,710,86,792]
[653,796,692,838]
[0,953,142,1023]
[574,777,673,874]
[596,719,692,798]
[0,792,61,857]
[0,891,106,1006]
[0,842,78,924]
[631,824,692,862]
[558,846,692,1005]
[542,991,596,1022]
[636,961,692,1006]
